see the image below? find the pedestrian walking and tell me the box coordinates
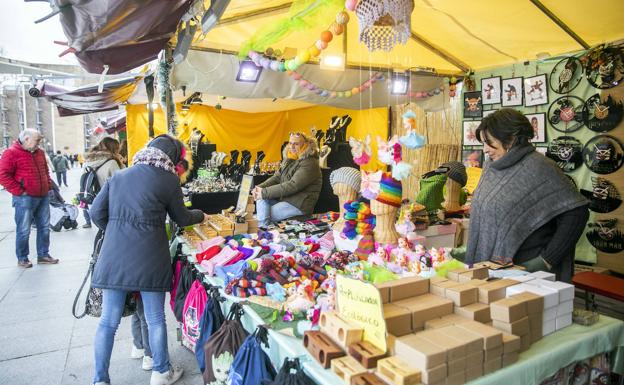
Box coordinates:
[52,150,70,187]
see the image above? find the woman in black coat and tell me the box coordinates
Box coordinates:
[90,135,205,385]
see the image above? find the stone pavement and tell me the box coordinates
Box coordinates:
[0,167,203,385]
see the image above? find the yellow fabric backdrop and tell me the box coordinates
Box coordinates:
[126,104,388,170]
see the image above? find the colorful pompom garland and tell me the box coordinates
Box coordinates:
[289,71,385,98]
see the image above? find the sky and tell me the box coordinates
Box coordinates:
[0,0,77,65]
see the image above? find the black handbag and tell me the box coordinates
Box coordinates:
[72,230,136,318]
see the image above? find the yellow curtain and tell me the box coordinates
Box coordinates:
[127,104,388,170]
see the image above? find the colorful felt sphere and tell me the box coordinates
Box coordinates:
[279,62,286,72]
[292,72,302,80]
[299,80,309,87]
[351,87,360,94]
[320,30,333,43]
[299,50,311,62]
[274,49,282,57]
[344,90,352,97]
[330,92,337,98]
[345,0,357,11]
[337,92,344,98]
[308,46,321,57]
[320,90,329,97]
[316,40,328,50]
[294,56,304,66]
[330,23,344,36]
[286,60,296,71]
[315,89,323,95]
[270,61,280,71]
[336,11,350,24]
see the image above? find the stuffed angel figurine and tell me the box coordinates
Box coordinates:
[349,135,371,166]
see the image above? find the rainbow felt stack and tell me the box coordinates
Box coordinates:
[342,200,376,239]
[375,172,402,207]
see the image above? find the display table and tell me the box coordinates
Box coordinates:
[176,238,624,385]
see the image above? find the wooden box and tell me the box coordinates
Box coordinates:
[303,331,345,368]
[348,340,387,369]
[331,356,367,384]
[377,357,421,385]
[319,311,363,349]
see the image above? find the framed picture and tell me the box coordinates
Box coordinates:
[501,77,523,107]
[481,76,502,105]
[524,74,549,107]
[463,120,482,146]
[463,149,484,168]
[483,109,497,117]
[463,91,483,118]
[536,147,547,155]
[525,113,547,143]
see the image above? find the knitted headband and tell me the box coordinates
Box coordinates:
[330,167,361,192]
[375,172,402,207]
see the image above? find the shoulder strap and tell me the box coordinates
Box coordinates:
[72,230,104,319]
[94,158,115,172]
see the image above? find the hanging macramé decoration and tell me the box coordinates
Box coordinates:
[355,0,414,52]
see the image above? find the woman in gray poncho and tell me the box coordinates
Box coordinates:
[465,109,588,282]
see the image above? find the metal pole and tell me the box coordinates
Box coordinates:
[50,101,56,152]
[20,69,27,130]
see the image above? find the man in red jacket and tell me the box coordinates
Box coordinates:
[0,129,59,268]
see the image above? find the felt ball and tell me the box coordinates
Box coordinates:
[320,90,329,97]
[270,61,280,71]
[294,55,304,66]
[316,40,328,50]
[336,11,350,24]
[359,85,366,92]
[351,87,360,94]
[279,62,287,72]
[450,76,457,83]
[320,31,333,43]
[292,72,302,80]
[315,89,323,95]
[344,90,352,97]
[450,91,456,97]
[260,57,270,67]
[249,51,259,59]
[307,83,316,90]
[330,23,344,36]
[369,77,377,84]
[337,92,344,98]
[299,50,311,62]
[299,80,309,87]
[443,77,450,85]
[265,47,274,56]
[261,61,270,69]
[330,92,337,98]
[345,0,357,11]
[308,46,321,57]
[434,88,441,95]
[274,49,282,57]
[286,60,296,71]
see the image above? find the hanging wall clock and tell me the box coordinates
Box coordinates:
[586,219,624,253]
[548,96,585,133]
[582,135,624,174]
[549,57,583,94]
[582,94,624,133]
[546,136,583,172]
[580,177,622,213]
[584,44,624,89]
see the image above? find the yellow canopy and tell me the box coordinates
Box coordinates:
[192,0,624,73]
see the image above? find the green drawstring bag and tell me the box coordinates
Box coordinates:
[415,174,447,213]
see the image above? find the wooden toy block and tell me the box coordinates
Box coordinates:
[348,340,388,369]
[351,373,388,385]
[319,311,364,349]
[377,357,421,385]
[303,330,345,369]
[331,356,367,384]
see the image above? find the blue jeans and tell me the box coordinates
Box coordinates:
[83,207,91,226]
[94,290,169,383]
[12,195,50,261]
[256,199,303,227]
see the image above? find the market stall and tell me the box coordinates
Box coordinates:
[44,1,624,384]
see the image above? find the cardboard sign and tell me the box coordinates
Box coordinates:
[336,275,387,352]
[465,167,483,194]
[235,174,254,214]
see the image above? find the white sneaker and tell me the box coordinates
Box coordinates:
[142,355,154,371]
[150,365,184,385]
[130,345,144,359]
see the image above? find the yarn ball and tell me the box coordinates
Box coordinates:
[331,23,344,36]
[336,11,350,25]
[320,30,333,43]
[316,40,328,50]
[308,46,321,57]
